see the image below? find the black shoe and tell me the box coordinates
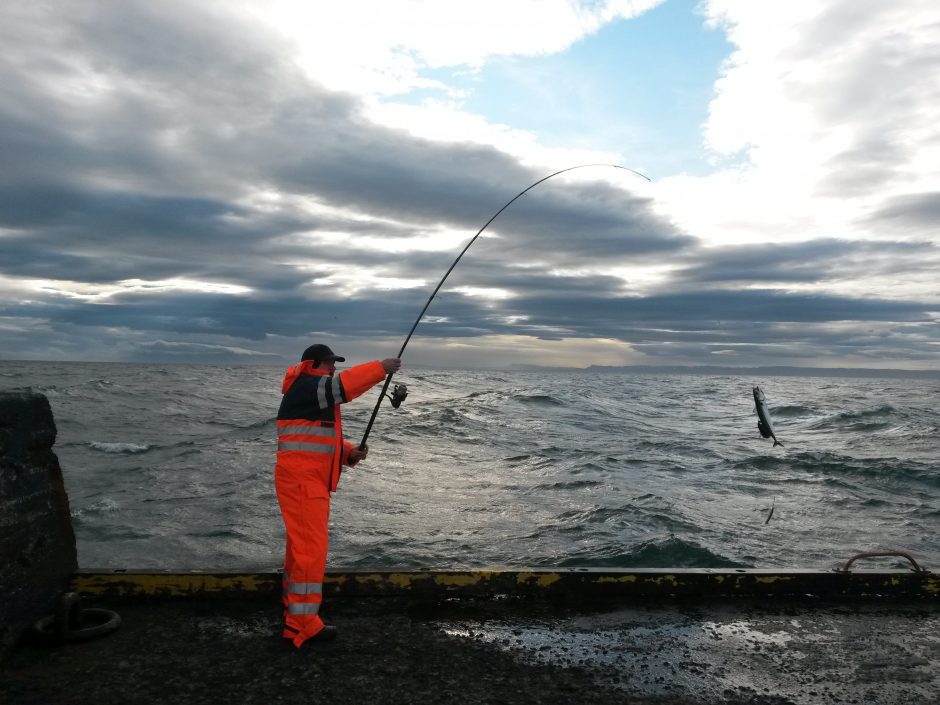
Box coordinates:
[308,625,338,643]
[283,624,338,648]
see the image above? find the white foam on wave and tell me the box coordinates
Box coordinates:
[71,497,120,519]
[88,441,152,454]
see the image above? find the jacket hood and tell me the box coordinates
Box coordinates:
[281,360,328,394]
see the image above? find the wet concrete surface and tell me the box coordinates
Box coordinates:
[435,599,940,704]
[2,596,938,704]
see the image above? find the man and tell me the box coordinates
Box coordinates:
[274,343,401,648]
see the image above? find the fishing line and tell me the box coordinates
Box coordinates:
[358,163,651,450]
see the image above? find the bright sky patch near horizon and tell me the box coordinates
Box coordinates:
[1,0,938,370]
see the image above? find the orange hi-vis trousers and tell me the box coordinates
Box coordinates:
[274,360,387,647]
[275,470,331,644]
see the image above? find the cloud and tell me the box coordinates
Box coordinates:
[244,0,667,96]
[657,0,940,247]
[133,339,282,361]
[671,238,940,288]
[867,192,940,233]
[0,2,675,284]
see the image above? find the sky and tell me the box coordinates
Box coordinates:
[1,0,938,370]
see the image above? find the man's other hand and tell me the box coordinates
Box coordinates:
[382,358,402,374]
[347,445,368,467]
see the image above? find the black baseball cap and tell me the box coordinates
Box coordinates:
[301,343,346,363]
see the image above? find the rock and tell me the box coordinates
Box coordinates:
[0,390,77,659]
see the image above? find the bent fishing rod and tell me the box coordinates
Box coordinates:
[358,163,651,450]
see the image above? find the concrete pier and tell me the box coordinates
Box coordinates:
[2,594,938,704]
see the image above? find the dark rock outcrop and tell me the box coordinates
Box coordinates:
[0,390,77,659]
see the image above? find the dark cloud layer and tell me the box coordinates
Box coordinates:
[868,192,940,232]
[673,238,938,285]
[1,1,938,368]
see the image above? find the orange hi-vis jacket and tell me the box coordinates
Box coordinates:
[274,359,386,647]
[276,359,386,491]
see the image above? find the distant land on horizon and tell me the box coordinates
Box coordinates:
[2,359,939,380]
[505,363,940,380]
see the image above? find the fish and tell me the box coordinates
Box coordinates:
[752,386,783,447]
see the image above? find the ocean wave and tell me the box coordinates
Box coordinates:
[186,528,250,540]
[551,503,700,534]
[839,421,894,432]
[402,421,478,440]
[771,404,814,418]
[337,539,431,568]
[558,536,747,568]
[838,403,897,419]
[88,441,153,454]
[530,479,603,491]
[514,394,565,406]
[632,493,658,502]
[735,451,940,487]
[216,418,277,441]
[434,408,473,424]
[71,497,120,519]
[87,378,116,389]
[553,505,609,523]
[635,439,691,453]
[808,403,900,431]
[242,416,277,430]
[208,416,276,430]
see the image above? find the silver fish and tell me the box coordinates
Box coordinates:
[753,386,783,447]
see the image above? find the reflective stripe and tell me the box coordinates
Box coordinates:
[277,425,336,437]
[330,377,345,403]
[277,441,334,453]
[288,581,322,595]
[316,377,328,409]
[287,602,320,615]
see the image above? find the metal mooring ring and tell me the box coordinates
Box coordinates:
[841,551,926,574]
[32,592,122,645]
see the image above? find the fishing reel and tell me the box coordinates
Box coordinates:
[384,383,409,409]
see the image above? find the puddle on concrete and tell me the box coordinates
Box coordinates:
[439,617,761,700]
[436,603,940,704]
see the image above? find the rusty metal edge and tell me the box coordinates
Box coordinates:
[71,568,940,601]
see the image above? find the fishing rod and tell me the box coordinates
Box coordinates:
[358,163,651,450]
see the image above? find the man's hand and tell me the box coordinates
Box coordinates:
[382,358,402,374]
[347,445,368,467]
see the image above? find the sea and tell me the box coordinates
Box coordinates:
[2,361,938,572]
